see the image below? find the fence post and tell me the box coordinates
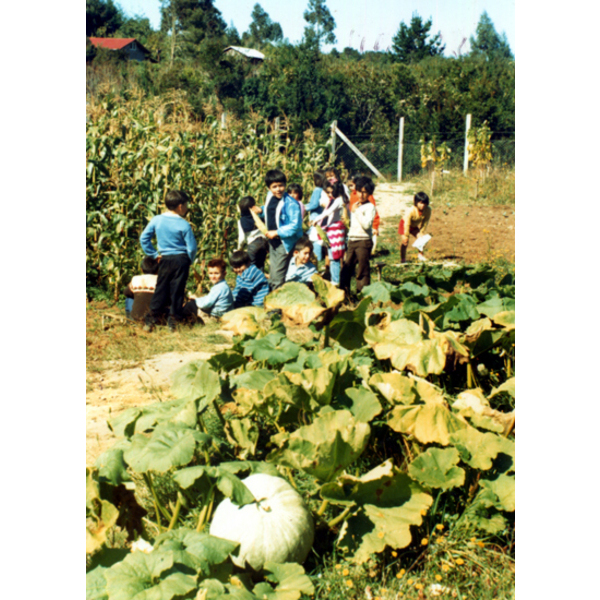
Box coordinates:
[333,125,386,181]
[275,117,280,131]
[463,113,471,174]
[397,117,404,182]
[330,120,337,162]
[221,112,227,130]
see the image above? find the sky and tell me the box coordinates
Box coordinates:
[115,0,515,57]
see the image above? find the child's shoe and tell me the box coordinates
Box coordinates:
[167,316,177,333]
[417,253,427,262]
[143,315,155,332]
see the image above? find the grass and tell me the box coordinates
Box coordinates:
[86,300,232,368]
[400,167,515,207]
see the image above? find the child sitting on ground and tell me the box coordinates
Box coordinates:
[229,250,270,308]
[398,191,432,263]
[140,189,197,332]
[340,176,378,295]
[184,258,233,323]
[123,256,159,321]
[236,196,269,271]
[285,236,318,285]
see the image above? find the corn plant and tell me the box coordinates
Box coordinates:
[468,120,493,181]
[86,90,328,300]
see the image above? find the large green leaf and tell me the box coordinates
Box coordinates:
[86,566,108,600]
[407,447,465,490]
[449,428,514,471]
[225,419,259,459]
[368,372,444,406]
[361,281,395,304]
[243,333,301,366]
[322,460,433,563]
[480,474,515,512]
[104,550,196,600]
[173,466,255,506]
[312,273,345,309]
[264,282,325,325]
[171,360,221,409]
[86,499,120,555]
[267,410,370,482]
[327,297,372,350]
[261,562,315,599]
[124,423,198,473]
[285,367,336,407]
[489,377,516,399]
[230,369,278,391]
[336,387,382,423]
[95,440,131,486]
[476,296,515,318]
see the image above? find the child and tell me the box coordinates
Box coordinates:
[398,191,432,263]
[309,181,348,286]
[348,173,380,241]
[325,166,351,199]
[140,189,197,332]
[304,170,329,262]
[229,250,270,308]
[340,176,378,294]
[287,184,306,219]
[123,256,159,321]
[236,196,269,271]
[184,258,233,322]
[285,236,318,285]
[260,169,304,290]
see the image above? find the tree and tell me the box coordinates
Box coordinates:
[469,12,513,61]
[243,4,283,47]
[160,0,227,63]
[116,15,154,44]
[86,0,124,37]
[391,13,445,63]
[303,0,336,50]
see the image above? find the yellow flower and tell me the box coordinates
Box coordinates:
[346,580,353,588]
[399,569,406,576]
[407,579,414,585]
[421,537,429,546]
[391,551,398,557]
[456,558,465,565]
[335,564,341,570]
[470,537,477,543]
[396,572,403,579]
[435,574,442,581]
[478,541,485,548]
[436,524,444,531]
[342,568,349,576]
[442,564,450,572]
[377,531,384,538]
[415,583,423,590]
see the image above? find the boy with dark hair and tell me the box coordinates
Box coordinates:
[260,169,303,290]
[236,195,268,271]
[285,236,318,285]
[398,191,432,263]
[140,190,197,332]
[340,177,377,294]
[123,256,159,321]
[229,250,270,308]
[184,258,233,322]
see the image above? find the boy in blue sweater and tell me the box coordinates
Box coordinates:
[184,258,233,322]
[285,237,318,285]
[261,169,304,290]
[140,190,197,332]
[229,250,270,308]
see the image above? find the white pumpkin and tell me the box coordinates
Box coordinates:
[209,473,314,571]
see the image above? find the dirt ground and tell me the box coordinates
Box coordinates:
[86,183,514,466]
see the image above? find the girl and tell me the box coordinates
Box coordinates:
[310,181,349,286]
[304,170,329,262]
[398,191,432,263]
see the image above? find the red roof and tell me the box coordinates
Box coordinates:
[89,37,137,50]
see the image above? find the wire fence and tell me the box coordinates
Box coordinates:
[333,131,515,180]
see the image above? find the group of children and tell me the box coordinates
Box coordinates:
[129,168,432,332]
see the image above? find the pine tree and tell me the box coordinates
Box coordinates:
[469,12,513,60]
[391,13,445,63]
[303,0,336,50]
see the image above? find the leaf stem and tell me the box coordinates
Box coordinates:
[327,506,352,529]
[167,493,182,531]
[317,499,329,517]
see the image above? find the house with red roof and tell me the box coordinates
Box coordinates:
[88,38,155,62]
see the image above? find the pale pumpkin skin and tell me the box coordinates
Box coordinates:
[209,473,315,571]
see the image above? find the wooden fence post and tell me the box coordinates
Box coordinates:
[463,113,471,174]
[330,120,337,162]
[398,117,404,182]
[221,112,227,130]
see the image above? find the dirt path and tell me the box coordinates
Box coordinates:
[86,346,231,466]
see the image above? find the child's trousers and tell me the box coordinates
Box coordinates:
[341,238,373,293]
[147,253,190,323]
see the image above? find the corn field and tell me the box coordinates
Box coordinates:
[86,89,329,300]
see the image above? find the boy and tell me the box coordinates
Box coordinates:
[184,258,233,322]
[260,169,303,290]
[140,190,197,332]
[123,256,159,321]
[348,173,380,242]
[236,196,269,271]
[285,237,318,285]
[340,176,377,295]
[398,191,432,263]
[229,250,270,308]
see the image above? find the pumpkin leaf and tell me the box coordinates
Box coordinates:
[104,550,196,600]
[361,281,396,304]
[311,274,345,309]
[171,360,221,409]
[327,297,371,350]
[243,333,301,366]
[449,428,514,471]
[264,283,325,325]
[261,562,315,599]
[407,447,466,490]
[124,423,198,473]
[267,410,370,482]
[86,566,108,600]
[95,439,131,486]
[86,499,119,555]
[368,372,442,406]
[285,367,336,407]
[489,377,516,399]
[221,307,269,337]
[336,387,382,423]
[225,419,259,459]
[480,474,515,512]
